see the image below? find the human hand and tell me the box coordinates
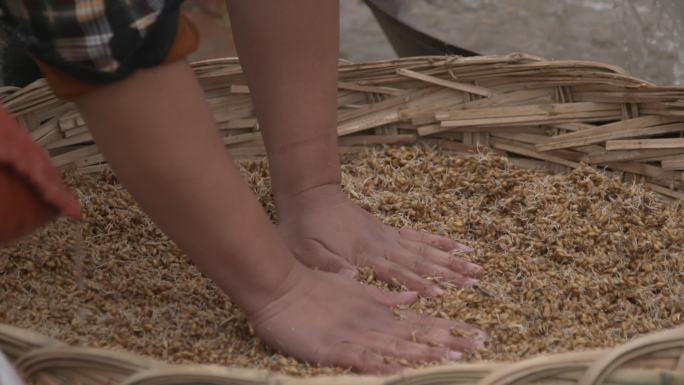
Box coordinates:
[278,185,483,296]
[0,105,81,244]
[250,264,486,374]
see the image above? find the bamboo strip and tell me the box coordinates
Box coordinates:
[489,132,549,144]
[77,154,106,167]
[229,85,250,94]
[438,103,621,132]
[606,162,680,185]
[490,139,581,169]
[584,148,684,164]
[337,82,406,96]
[508,157,573,174]
[337,87,436,123]
[606,138,684,151]
[536,118,684,151]
[661,157,684,170]
[51,145,100,168]
[437,102,619,121]
[35,129,61,147]
[4,53,684,203]
[63,126,90,138]
[338,88,464,136]
[44,133,94,150]
[338,134,417,146]
[0,325,58,361]
[418,139,478,153]
[396,68,494,97]
[577,328,684,385]
[647,183,684,200]
[29,118,58,141]
[78,164,110,174]
[222,132,262,146]
[337,109,401,136]
[1,325,682,385]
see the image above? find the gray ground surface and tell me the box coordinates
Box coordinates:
[340,0,684,85]
[1,2,681,86]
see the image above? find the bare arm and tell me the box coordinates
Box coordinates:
[75,60,296,315]
[75,59,476,372]
[226,0,485,297]
[225,0,341,215]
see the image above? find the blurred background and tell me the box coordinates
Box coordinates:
[1,1,681,86]
[186,0,683,86]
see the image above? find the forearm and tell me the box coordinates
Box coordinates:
[75,60,299,315]
[226,0,342,218]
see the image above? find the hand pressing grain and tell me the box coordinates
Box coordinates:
[74,59,486,374]
[277,184,483,296]
[227,0,482,296]
[251,264,486,374]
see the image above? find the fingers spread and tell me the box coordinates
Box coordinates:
[365,285,418,306]
[397,228,473,253]
[321,342,403,374]
[399,239,483,278]
[370,259,444,297]
[361,331,462,363]
[395,311,488,350]
[386,248,478,289]
[405,323,485,352]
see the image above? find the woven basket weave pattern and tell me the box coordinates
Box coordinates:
[2,54,684,384]
[2,53,683,199]
[0,324,683,385]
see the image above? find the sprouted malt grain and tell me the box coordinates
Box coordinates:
[0,146,682,375]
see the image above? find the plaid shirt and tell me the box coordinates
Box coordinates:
[0,0,184,82]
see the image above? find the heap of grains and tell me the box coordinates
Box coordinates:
[1,146,682,376]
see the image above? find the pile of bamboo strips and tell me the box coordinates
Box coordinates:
[2,53,683,200]
[1,324,683,385]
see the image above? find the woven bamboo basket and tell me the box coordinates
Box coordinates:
[1,53,683,384]
[2,53,684,199]
[0,324,682,385]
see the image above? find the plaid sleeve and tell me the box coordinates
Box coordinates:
[0,0,186,83]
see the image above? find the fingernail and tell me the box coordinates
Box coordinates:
[464,278,479,287]
[473,340,485,350]
[448,351,463,360]
[476,330,488,340]
[467,263,482,273]
[431,286,445,296]
[454,245,473,253]
[393,291,418,306]
[340,268,357,279]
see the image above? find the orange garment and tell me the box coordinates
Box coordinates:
[0,13,199,244]
[35,13,199,100]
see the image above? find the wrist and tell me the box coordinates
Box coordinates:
[241,262,316,322]
[275,182,345,221]
[263,131,343,215]
[212,254,309,317]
